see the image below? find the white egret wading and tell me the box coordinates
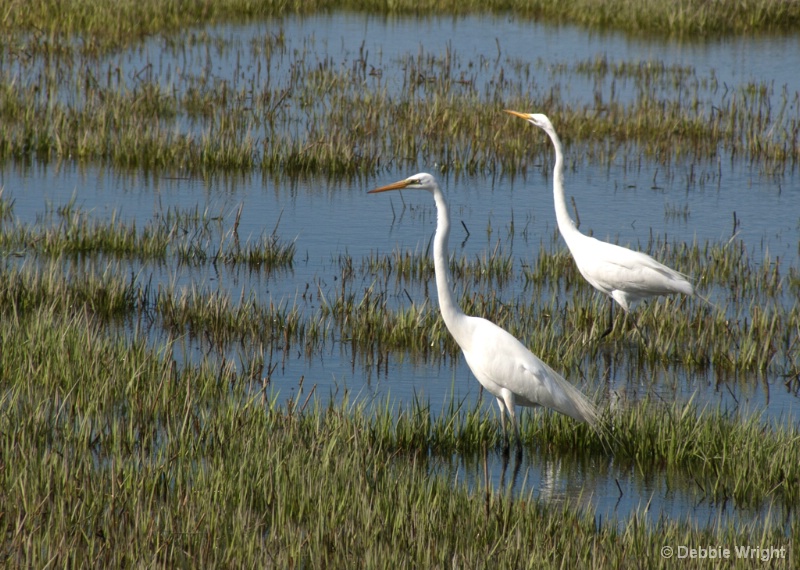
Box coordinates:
[505,111,694,338]
[369,173,598,449]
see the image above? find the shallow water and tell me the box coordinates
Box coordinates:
[2,13,799,531]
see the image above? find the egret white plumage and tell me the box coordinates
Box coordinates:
[369,173,598,449]
[505,111,694,339]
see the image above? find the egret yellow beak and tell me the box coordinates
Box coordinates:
[368,178,414,194]
[503,109,529,120]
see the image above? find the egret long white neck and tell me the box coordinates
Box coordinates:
[430,186,468,336]
[544,125,582,246]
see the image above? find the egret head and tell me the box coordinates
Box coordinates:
[504,110,554,131]
[368,173,439,194]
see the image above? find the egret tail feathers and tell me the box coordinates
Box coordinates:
[542,362,600,430]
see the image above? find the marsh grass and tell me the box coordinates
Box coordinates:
[1,304,798,566]
[1,3,799,565]
[0,202,295,271]
[0,31,794,570]
[1,11,798,177]
[2,194,795,377]
[155,283,306,350]
[352,230,800,374]
[217,231,296,269]
[599,397,800,509]
[0,259,139,319]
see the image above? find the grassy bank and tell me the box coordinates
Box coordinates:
[2,0,798,48]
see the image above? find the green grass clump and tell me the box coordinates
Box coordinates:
[589,397,800,509]
[0,201,296,273]
[217,231,296,269]
[350,227,800,376]
[155,284,306,350]
[0,259,139,319]
[0,209,170,260]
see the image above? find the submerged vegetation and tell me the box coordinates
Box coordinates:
[1,0,799,566]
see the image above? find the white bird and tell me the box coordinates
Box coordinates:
[505,111,694,339]
[369,173,599,449]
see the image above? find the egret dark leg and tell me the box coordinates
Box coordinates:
[511,447,523,483]
[502,430,511,455]
[500,447,510,479]
[501,444,523,487]
[599,298,615,339]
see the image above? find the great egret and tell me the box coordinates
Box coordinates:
[369,173,599,449]
[505,111,694,339]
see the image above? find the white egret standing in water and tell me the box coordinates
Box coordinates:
[505,111,694,339]
[369,173,598,450]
